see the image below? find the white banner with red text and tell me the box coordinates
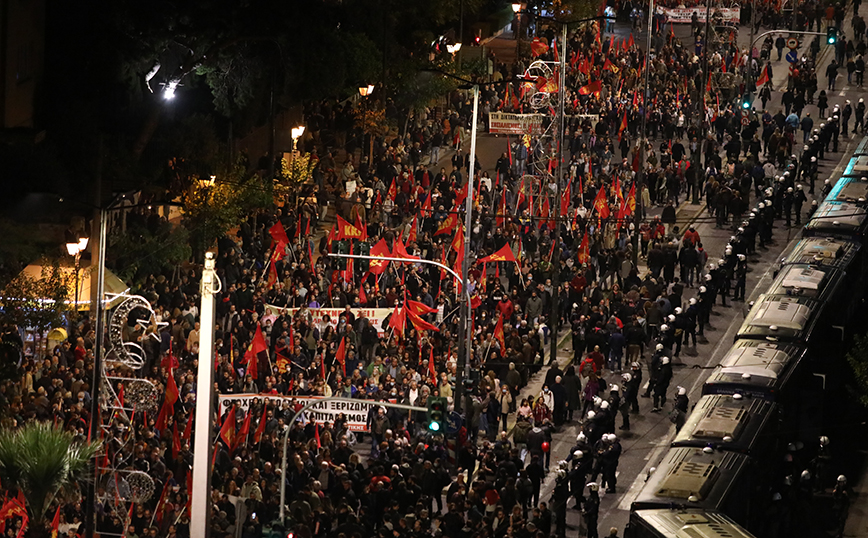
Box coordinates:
[263,305,393,336]
[657,6,740,23]
[217,393,403,431]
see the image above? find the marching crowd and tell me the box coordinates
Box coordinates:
[1,0,866,537]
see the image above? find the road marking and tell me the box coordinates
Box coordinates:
[615,433,671,511]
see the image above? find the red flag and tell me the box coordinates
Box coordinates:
[450,225,465,254]
[50,506,61,538]
[393,237,420,260]
[756,64,770,87]
[577,231,590,264]
[626,183,636,214]
[354,214,368,241]
[243,324,268,380]
[497,187,507,227]
[530,37,549,57]
[455,182,469,207]
[388,305,406,335]
[618,113,628,141]
[236,409,251,450]
[368,238,391,274]
[117,383,124,408]
[407,215,418,244]
[276,353,289,374]
[429,347,437,385]
[253,404,268,444]
[314,422,321,448]
[435,213,459,235]
[172,421,181,459]
[219,405,237,451]
[406,308,440,333]
[336,215,363,240]
[627,33,634,49]
[592,187,610,218]
[561,177,572,217]
[478,244,516,263]
[578,80,603,95]
[269,222,290,250]
[387,178,397,201]
[154,368,179,431]
[406,299,437,316]
[603,58,619,73]
[335,337,347,375]
[493,314,505,349]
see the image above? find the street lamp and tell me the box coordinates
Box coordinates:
[513,2,523,62]
[446,42,462,54]
[291,126,305,152]
[66,235,89,316]
[198,175,215,189]
[358,85,376,163]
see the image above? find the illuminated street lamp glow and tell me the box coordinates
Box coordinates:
[358,84,375,97]
[446,43,462,54]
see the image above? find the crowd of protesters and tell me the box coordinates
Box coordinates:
[1,0,866,536]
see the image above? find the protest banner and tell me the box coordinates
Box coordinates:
[657,6,740,23]
[263,305,393,336]
[217,394,401,431]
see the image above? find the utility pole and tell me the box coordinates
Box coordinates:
[191,252,218,538]
[634,0,655,267]
[550,24,567,366]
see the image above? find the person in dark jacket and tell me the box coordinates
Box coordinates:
[652,356,673,412]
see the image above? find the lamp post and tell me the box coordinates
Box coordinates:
[359,84,376,164]
[512,2,523,63]
[65,235,89,319]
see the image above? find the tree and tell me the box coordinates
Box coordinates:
[0,261,72,334]
[181,170,273,256]
[108,220,193,285]
[0,422,101,537]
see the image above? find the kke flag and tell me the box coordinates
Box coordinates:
[455,182,469,207]
[276,353,289,374]
[626,183,636,214]
[478,244,516,263]
[593,187,610,219]
[388,305,406,335]
[493,314,505,349]
[578,81,602,95]
[407,299,437,316]
[603,58,619,73]
[406,307,440,333]
[407,215,418,244]
[243,324,268,380]
[434,213,459,235]
[368,238,391,274]
[336,216,362,240]
[253,404,268,444]
[578,232,590,264]
[219,405,237,451]
[387,178,397,201]
[50,506,61,538]
[393,237,420,260]
[235,409,251,451]
[531,37,549,57]
[354,214,368,241]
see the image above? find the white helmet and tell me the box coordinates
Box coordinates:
[801,470,811,481]
[610,384,620,392]
[557,469,567,479]
[574,450,584,459]
[621,373,632,383]
[600,400,610,410]
[668,314,675,322]
[587,410,596,419]
[705,274,712,281]
[675,307,682,315]
[656,343,664,351]
[677,386,686,396]
[661,324,669,332]
[718,258,726,265]
[708,263,716,270]
[689,298,697,305]
[738,254,746,261]
[558,460,569,470]
[699,286,707,293]
[587,482,600,491]
[838,475,847,483]
[758,202,765,209]
[577,432,587,443]
[820,436,830,446]
[661,356,670,365]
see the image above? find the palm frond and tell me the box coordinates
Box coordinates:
[0,422,101,521]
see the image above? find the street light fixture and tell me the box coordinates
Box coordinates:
[198,175,216,190]
[291,126,305,152]
[66,235,89,314]
[358,84,375,97]
[358,86,375,164]
[446,42,462,54]
[512,3,526,63]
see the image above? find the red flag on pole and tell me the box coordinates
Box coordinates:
[756,64,770,87]
[368,238,391,274]
[243,324,268,380]
[253,404,268,444]
[478,243,517,263]
[406,307,440,332]
[235,409,251,451]
[493,314,505,349]
[335,337,347,375]
[219,405,237,451]
[578,231,590,264]
[592,187,611,218]
[269,222,290,250]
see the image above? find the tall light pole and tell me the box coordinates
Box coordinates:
[65,235,89,320]
[191,252,218,538]
[513,3,523,63]
[633,0,655,266]
[359,84,376,164]
[549,23,567,366]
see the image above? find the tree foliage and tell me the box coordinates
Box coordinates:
[0,261,72,333]
[0,422,101,530]
[279,154,317,190]
[108,221,193,285]
[181,170,272,254]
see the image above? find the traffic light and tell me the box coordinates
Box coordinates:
[742,93,752,109]
[427,396,446,432]
[827,27,838,45]
[335,240,349,270]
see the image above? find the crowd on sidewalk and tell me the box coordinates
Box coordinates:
[3,0,868,537]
